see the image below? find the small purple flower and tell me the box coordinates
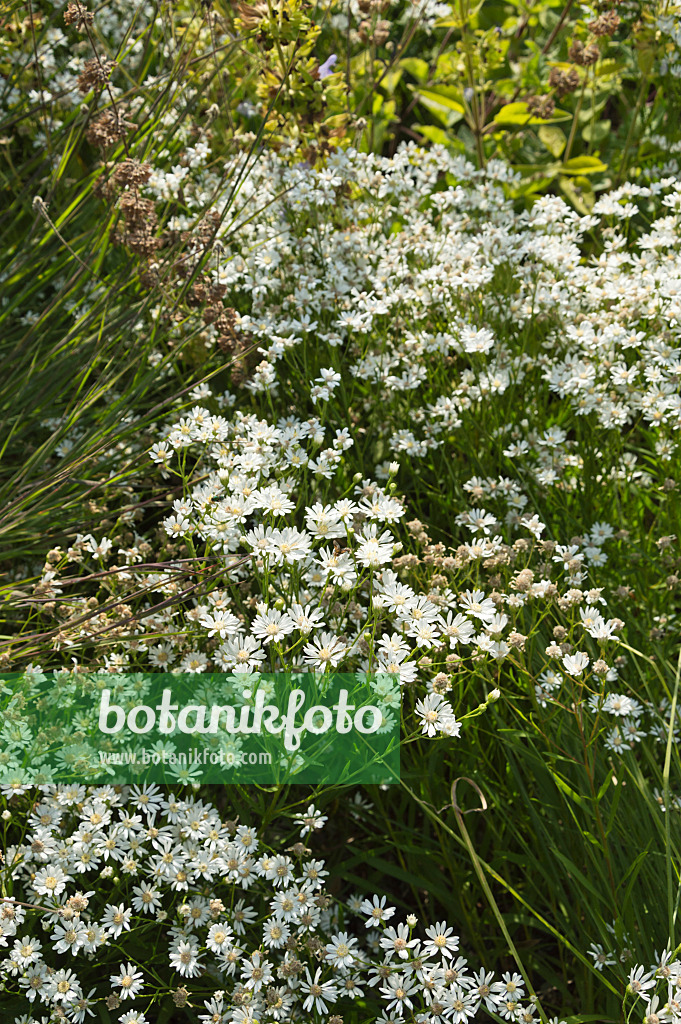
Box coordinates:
[318,54,338,79]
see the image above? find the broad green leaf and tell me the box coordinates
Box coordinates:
[381,67,403,93]
[399,57,429,82]
[582,119,611,144]
[637,42,656,74]
[559,175,596,214]
[435,52,459,77]
[538,124,566,157]
[415,124,452,146]
[410,86,464,127]
[510,176,559,198]
[594,58,627,78]
[560,155,608,175]
[492,101,571,125]
[412,85,465,114]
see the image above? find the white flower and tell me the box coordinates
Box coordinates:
[562,651,590,676]
[587,943,616,971]
[102,903,133,939]
[458,589,497,623]
[302,631,347,669]
[241,950,273,992]
[325,931,359,968]
[423,921,460,959]
[380,972,417,1014]
[250,609,295,645]
[300,966,338,1014]
[294,804,328,837]
[415,693,459,738]
[379,922,419,960]
[32,862,70,898]
[359,894,396,927]
[111,962,144,1000]
[170,939,203,978]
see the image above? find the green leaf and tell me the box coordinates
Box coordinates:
[380,67,403,93]
[538,124,566,157]
[582,119,611,144]
[410,86,465,127]
[492,101,571,126]
[596,773,612,802]
[550,848,609,906]
[560,155,608,175]
[594,58,626,78]
[549,769,587,806]
[415,124,452,146]
[412,85,465,113]
[399,57,429,82]
[510,176,559,199]
[563,1017,614,1023]
[559,175,596,214]
[637,42,656,74]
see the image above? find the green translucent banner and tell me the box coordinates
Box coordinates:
[0,670,400,785]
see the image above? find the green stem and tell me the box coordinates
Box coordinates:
[563,76,587,164]
[616,76,648,185]
[663,648,681,947]
[459,0,486,169]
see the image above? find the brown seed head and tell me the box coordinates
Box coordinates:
[64,2,94,28]
[78,58,117,94]
[113,159,152,186]
[86,110,135,150]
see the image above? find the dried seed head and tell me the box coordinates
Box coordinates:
[113,159,152,186]
[93,175,117,200]
[114,229,160,256]
[279,956,303,977]
[64,2,94,28]
[172,987,189,1008]
[511,568,534,592]
[527,95,555,118]
[373,19,390,44]
[86,110,135,150]
[235,0,268,28]
[78,58,117,94]
[358,19,371,42]
[118,192,157,227]
[548,66,580,97]
[588,11,620,36]
[568,40,600,66]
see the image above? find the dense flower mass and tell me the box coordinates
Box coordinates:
[19,141,681,757]
[0,786,566,1023]
[3,1,681,1022]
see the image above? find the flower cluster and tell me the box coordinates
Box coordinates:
[0,785,550,1023]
